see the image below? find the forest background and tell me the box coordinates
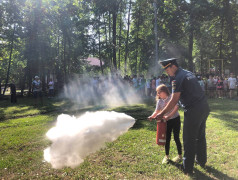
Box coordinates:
[0,0,238,95]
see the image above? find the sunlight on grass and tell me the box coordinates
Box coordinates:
[4,106,40,117]
[0,98,237,179]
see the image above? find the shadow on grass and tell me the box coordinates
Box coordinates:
[208,99,238,131]
[169,161,235,180]
[210,114,238,131]
[112,102,156,131]
[0,109,5,121]
[0,96,69,121]
[203,166,235,180]
[0,94,109,122]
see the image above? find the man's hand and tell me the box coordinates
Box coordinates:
[163,115,169,121]
[155,113,163,122]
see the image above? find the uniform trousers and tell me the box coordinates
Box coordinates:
[182,102,210,173]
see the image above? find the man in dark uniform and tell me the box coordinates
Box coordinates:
[156,58,210,174]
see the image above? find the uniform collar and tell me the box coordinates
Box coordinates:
[174,67,181,76]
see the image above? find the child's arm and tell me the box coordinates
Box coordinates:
[163,104,179,121]
[148,110,161,120]
[148,100,161,121]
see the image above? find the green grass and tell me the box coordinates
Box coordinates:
[0,97,237,179]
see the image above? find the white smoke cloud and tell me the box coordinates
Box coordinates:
[44,111,135,169]
[63,75,142,107]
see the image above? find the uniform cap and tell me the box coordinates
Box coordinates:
[35,76,39,79]
[159,58,178,69]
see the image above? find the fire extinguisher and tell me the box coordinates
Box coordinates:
[156,119,167,146]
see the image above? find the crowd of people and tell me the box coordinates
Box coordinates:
[6,71,237,106]
[31,76,55,105]
[123,72,238,100]
[204,73,238,99]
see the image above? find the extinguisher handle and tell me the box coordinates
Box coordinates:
[151,118,166,123]
[156,119,166,123]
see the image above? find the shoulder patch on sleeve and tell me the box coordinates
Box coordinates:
[172,80,176,92]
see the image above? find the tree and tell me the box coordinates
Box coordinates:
[223,0,238,74]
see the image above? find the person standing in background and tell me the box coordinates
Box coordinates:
[156,75,161,88]
[207,75,216,98]
[32,76,43,105]
[132,75,138,89]
[236,75,238,97]
[228,73,237,99]
[48,78,54,98]
[216,76,224,98]
[151,77,156,97]
[223,76,228,98]
[146,78,151,97]
[140,75,146,96]
[198,76,205,92]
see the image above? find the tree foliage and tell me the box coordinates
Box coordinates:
[0,0,237,93]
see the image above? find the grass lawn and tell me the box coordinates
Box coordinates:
[0,97,237,179]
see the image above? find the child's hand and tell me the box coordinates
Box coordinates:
[156,119,162,123]
[155,113,163,121]
[163,116,169,121]
[147,116,153,121]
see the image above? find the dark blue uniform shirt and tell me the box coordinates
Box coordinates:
[171,68,205,109]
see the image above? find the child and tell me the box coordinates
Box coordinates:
[216,76,224,98]
[207,75,216,98]
[148,84,182,164]
[32,76,43,105]
[48,78,54,98]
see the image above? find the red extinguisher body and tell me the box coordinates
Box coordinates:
[156,120,167,146]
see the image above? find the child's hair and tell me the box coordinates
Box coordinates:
[156,84,170,101]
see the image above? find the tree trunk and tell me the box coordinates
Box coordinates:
[200,53,203,75]
[103,13,108,44]
[20,68,27,97]
[112,12,117,70]
[109,13,113,70]
[27,59,33,96]
[27,2,42,96]
[124,0,132,74]
[153,0,159,68]
[103,13,111,70]
[188,27,194,72]
[219,16,224,75]
[63,33,67,83]
[67,34,72,78]
[3,24,15,95]
[224,0,237,74]
[98,15,104,74]
[188,1,195,72]
[118,11,122,70]
[135,7,141,75]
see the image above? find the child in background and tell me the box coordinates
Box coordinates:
[148,84,182,164]
[223,76,228,98]
[32,76,43,105]
[207,75,216,98]
[48,78,54,98]
[216,76,224,98]
[228,73,237,99]
[146,79,151,97]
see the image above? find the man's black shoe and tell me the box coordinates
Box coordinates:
[195,159,205,168]
[180,164,194,176]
